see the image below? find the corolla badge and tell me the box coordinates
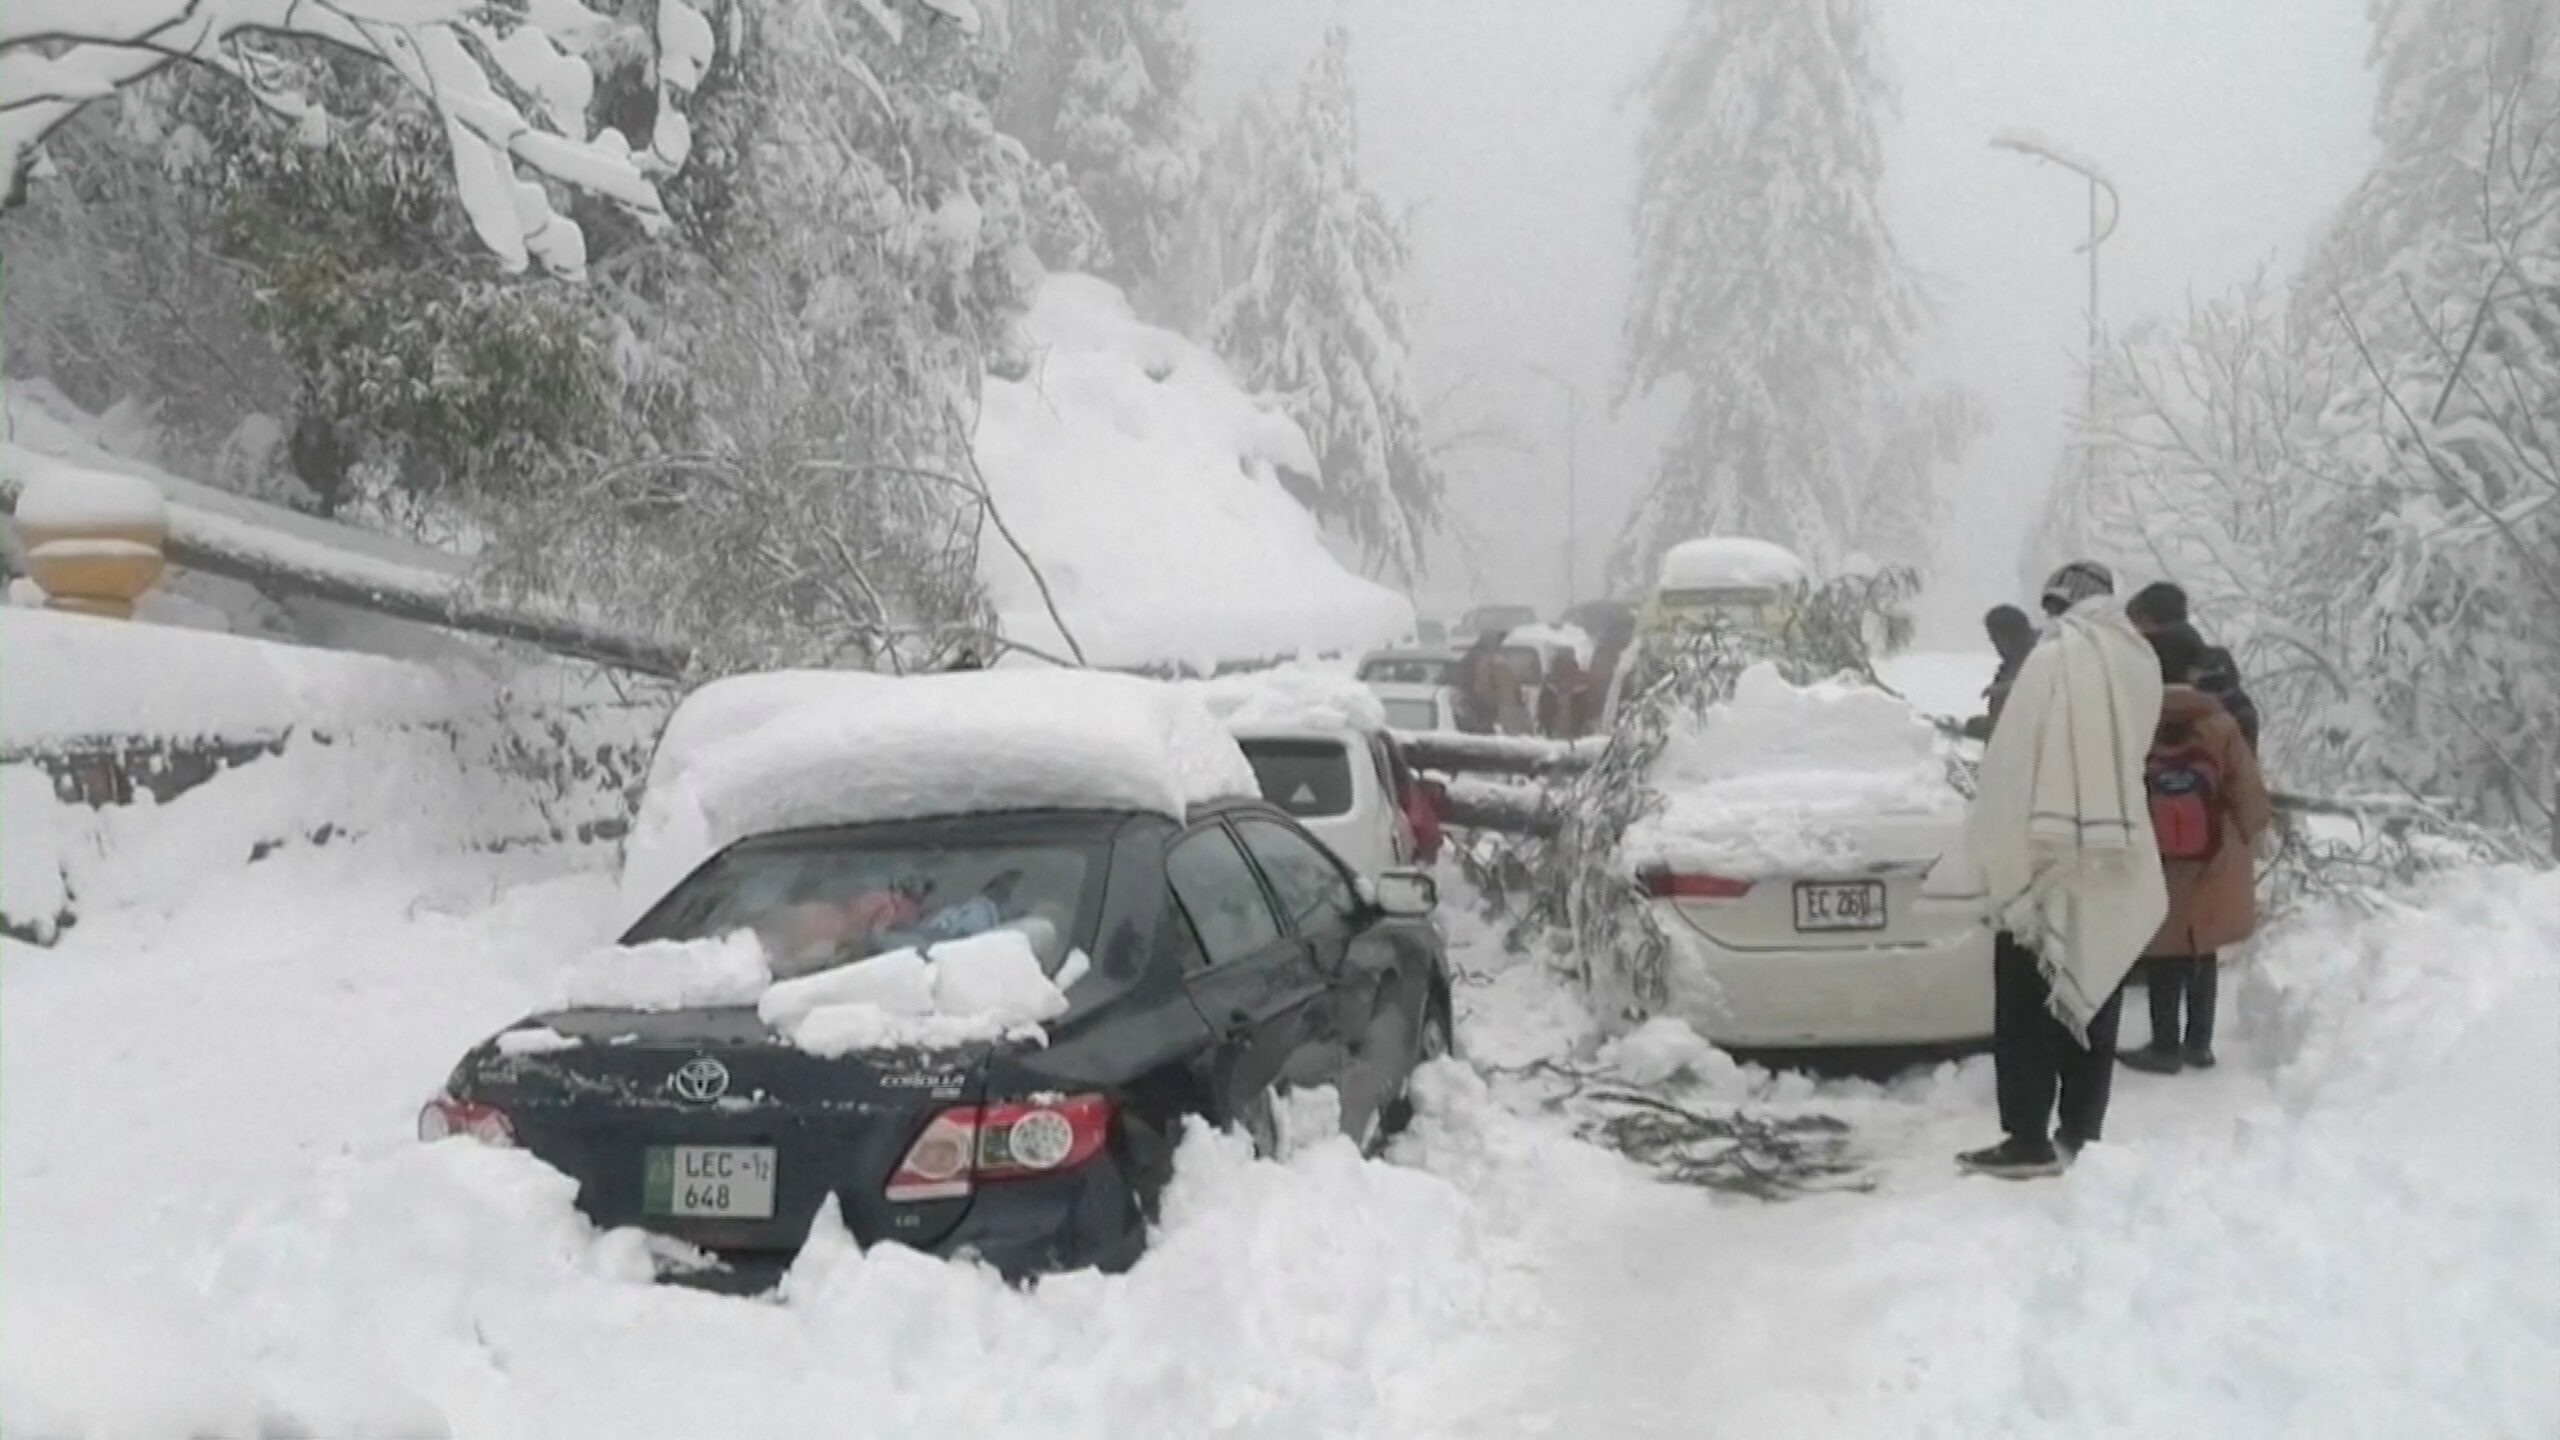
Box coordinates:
[668,1056,731,1103]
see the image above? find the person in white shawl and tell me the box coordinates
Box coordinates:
[1936,560,2168,1178]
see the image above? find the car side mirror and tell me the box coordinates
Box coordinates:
[1373,868,1437,918]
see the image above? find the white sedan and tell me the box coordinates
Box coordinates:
[1636,807,1992,1053]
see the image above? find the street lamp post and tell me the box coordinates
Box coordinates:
[1989,129,2120,421]
[1522,362,1581,609]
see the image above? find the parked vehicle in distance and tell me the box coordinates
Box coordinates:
[1356,647,1463,688]
[1453,603,1539,646]
[1561,600,1638,660]
[1413,618,1448,646]
[1642,537,1808,642]
[1364,680,1458,733]
[1603,537,1813,728]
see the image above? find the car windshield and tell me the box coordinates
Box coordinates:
[1238,738,1354,818]
[1502,645,1544,681]
[628,834,1109,980]
[1379,696,1440,730]
[1359,655,1453,685]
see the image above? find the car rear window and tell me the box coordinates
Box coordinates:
[628,834,1109,980]
[1238,738,1354,818]
[1359,656,1453,685]
[1379,696,1440,730]
[1502,646,1544,681]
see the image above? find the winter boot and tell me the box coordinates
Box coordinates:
[2118,1045,2184,1075]
[2184,1045,2217,1070]
[1957,1137,2067,1179]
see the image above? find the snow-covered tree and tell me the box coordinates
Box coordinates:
[0,0,715,276]
[1616,0,1966,580]
[2060,0,2557,842]
[1207,28,1441,584]
[996,0,1197,285]
[464,0,1064,673]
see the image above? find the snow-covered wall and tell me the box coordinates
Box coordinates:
[975,275,1414,673]
[1,610,668,942]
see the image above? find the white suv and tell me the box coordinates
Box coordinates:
[1228,724,1418,881]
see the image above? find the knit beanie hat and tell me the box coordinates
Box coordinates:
[2040,559,2116,613]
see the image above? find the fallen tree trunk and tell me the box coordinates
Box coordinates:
[159,527,690,678]
[1431,774,1563,836]
[1394,729,1602,779]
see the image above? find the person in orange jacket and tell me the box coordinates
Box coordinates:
[2122,623,2272,1073]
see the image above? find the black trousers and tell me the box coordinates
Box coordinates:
[2143,953,2219,1051]
[1994,932,2126,1146]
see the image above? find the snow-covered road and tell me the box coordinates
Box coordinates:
[6,837,2556,1439]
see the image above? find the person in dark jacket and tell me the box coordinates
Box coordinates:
[1964,604,2039,740]
[2128,582,2259,749]
[2121,624,2271,1073]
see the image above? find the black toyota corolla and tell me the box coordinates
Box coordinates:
[422,799,1452,1290]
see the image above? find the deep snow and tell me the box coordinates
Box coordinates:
[3,812,2554,1437]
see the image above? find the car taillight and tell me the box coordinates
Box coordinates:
[1639,867,1755,900]
[417,1097,516,1146]
[885,1094,1113,1203]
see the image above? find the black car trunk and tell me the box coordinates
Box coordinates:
[464,1009,996,1261]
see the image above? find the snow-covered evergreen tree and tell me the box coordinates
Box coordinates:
[1208,28,1441,584]
[997,0,1198,285]
[1616,0,1966,581]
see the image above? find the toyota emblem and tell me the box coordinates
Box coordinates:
[668,1056,730,1103]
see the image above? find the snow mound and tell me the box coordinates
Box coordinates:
[757,930,1069,1056]
[1,607,464,744]
[621,668,1256,923]
[1656,536,1809,592]
[1184,663,1387,736]
[974,275,1413,672]
[559,932,772,1012]
[1624,663,1962,877]
[1596,1016,1746,1090]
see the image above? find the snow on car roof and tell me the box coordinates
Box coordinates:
[1185,665,1388,738]
[1623,663,1963,879]
[1656,537,1809,593]
[620,669,1256,922]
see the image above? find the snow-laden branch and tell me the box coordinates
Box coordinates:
[1,0,715,276]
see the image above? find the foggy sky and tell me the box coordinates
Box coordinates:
[1196,0,2375,644]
